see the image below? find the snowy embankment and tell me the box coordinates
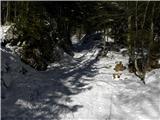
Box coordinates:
[1,27,160,120]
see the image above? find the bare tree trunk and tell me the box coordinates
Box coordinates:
[15,2,16,17]
[147,3,155,69]
[127,1,132,58]
[78,25,82,41]
[5,1,10,24]
[134,1,150,84]
[127,15,132,58]
[135,1,138,57]
[103,26,106,50]
[134,59,145,84]
[141,1,149,59]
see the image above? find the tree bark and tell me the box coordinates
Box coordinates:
[147,3,155,69]
[127,15,132,58]
[5,1,10,24]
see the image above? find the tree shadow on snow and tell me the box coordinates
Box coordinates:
[1,50,100,120]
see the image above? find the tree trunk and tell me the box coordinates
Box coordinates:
[5,1,10,24]
[14,2,17,22]
[127,15,132,58]
[147,3,155,69]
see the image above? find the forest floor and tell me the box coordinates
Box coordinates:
[1,27,160,120]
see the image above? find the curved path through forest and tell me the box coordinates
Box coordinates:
[1,33,160,120]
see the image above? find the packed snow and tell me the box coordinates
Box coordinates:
[1,27,160,120]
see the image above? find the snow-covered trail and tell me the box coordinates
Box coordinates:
[59,50,160,120]
[1,30,160,120]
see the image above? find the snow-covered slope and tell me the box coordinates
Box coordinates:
[1,46,35,96]
[1,31,160,120]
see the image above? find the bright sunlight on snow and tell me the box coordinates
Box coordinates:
[1,26,160,119]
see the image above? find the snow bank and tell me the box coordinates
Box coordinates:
[1,46,35,98]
